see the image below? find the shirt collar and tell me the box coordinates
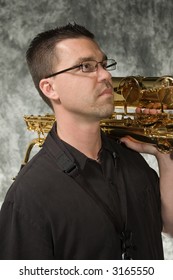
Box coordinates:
[50,122,116,170]
[50,122,87,170]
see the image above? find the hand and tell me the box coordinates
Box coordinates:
[120,136,158,156]
[120,106,172,157]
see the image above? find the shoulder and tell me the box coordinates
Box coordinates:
[103,133,157,176]
[4,144,70,206]
[103,133,143,159]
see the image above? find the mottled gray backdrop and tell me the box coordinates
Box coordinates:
[0,0,173,258]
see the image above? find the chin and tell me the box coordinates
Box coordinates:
[101,104,114,117]
[98,109,114,119]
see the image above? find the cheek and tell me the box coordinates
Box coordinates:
[57,77,95,105]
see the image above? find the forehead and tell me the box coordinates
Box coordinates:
[55,37,106,64]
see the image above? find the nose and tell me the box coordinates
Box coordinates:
[97,63,112,82]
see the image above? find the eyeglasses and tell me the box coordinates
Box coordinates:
[45,59,117,78]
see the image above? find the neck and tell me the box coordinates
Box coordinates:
[55,115,102,160]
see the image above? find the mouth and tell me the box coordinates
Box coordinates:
[99,88,113,97]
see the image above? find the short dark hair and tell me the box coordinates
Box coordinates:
[26,23,95,109]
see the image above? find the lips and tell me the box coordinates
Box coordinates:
[99,88,113,96]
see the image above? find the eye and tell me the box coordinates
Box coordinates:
[82,61,95,72]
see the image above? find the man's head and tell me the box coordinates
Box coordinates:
[26,23,95,109]
[26,23,116,122]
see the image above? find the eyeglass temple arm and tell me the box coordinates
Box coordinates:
[106,61,117,69]
[45,64,81,78]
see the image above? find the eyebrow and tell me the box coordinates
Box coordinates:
[75,54,108,64]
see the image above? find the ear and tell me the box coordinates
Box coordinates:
[39,78,59,101]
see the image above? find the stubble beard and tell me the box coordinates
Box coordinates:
[90,98,114,120]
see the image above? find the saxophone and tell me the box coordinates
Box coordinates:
[101,75,173,153]
[23,76,173,166]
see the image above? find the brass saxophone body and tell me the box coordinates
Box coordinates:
[102,75,173,153]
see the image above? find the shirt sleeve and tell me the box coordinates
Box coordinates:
[0,200,54,260]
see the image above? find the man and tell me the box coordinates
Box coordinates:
[0,23,173,260]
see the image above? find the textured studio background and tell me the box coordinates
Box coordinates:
[0,0,173,258]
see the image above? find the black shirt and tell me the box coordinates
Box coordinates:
[0,123,164,259]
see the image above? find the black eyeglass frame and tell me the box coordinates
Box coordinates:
[44,59,117,79]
